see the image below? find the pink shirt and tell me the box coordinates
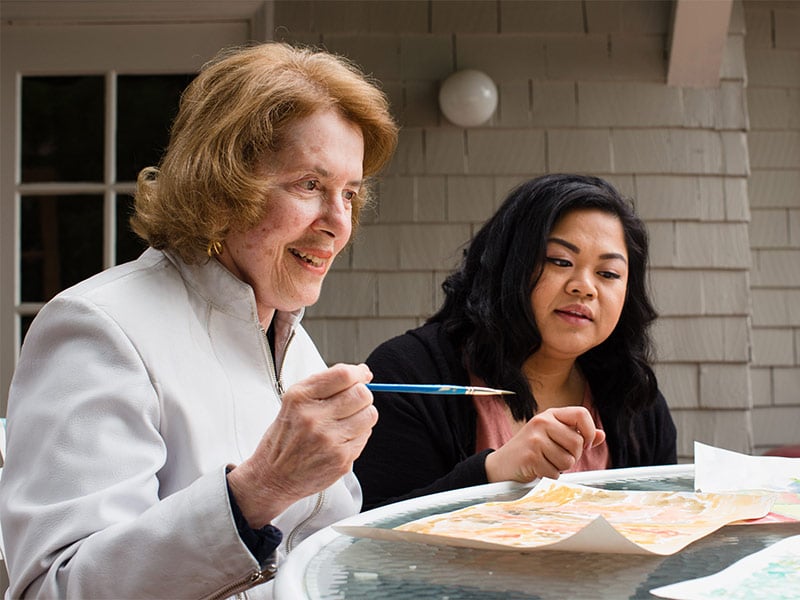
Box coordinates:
[474,384,610,473]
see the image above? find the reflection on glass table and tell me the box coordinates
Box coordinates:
[274,465,800,599]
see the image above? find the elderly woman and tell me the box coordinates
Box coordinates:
[355,174,676,511]
[0,43,397,598]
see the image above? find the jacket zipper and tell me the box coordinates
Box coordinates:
[272,327,327,553]
[263,325,323,552]
[285,489,326,553]
[268,327,295,395]
[203,565,274,600]
[205,324,287,600]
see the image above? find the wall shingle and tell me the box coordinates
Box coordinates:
[467,130,546,174]
[547,129,612,173]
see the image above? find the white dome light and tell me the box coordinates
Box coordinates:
[438,69,498,128]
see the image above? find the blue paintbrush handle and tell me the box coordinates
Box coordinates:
[366,383,513,396]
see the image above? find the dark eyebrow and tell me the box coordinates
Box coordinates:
[548,237,628,264]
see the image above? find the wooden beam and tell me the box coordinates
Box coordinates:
[667,0,734,88]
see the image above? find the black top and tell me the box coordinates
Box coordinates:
[354,322,677,511]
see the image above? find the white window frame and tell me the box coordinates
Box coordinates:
[0,2,272,414]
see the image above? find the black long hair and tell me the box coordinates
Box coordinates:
[429,173,658,425]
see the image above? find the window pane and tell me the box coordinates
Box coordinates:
[20,316,35,348]
[20,195,104,302]
[117,74,194,182]
[21,76,104,183]
[116,194,148,264]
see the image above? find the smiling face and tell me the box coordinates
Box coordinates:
[218,109,364,323]
[530,208,629,362]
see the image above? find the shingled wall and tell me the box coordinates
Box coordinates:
[274,0,800,460]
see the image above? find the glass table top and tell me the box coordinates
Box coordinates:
[274,465,800,599]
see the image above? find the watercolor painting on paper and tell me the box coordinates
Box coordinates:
[337,478,774,556]
[694,442,800,524]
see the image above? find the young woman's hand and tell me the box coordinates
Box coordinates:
[484,406,605,483]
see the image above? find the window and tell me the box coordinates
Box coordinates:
[19,74,195,311]
[1,16,258,414]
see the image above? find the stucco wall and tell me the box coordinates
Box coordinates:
[273,0,799,460]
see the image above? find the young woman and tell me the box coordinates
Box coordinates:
[354,174,676,511]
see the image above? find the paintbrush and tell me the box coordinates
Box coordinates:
[366,383,514,396]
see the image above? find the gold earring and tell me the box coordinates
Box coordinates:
[206,240,223,257]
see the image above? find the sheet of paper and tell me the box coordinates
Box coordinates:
[336,478,774,556]
[694,442,800,524]
[650,534,800,599]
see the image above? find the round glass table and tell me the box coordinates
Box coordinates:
[274,465,800,599]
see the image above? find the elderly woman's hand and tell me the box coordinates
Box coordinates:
[226,363,377,528]
[484,406,606,484]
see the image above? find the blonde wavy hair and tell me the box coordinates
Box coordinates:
[131,42,399,263]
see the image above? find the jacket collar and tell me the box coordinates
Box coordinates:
[153,248,305,331]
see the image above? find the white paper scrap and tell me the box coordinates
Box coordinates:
[650,534,800,599]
